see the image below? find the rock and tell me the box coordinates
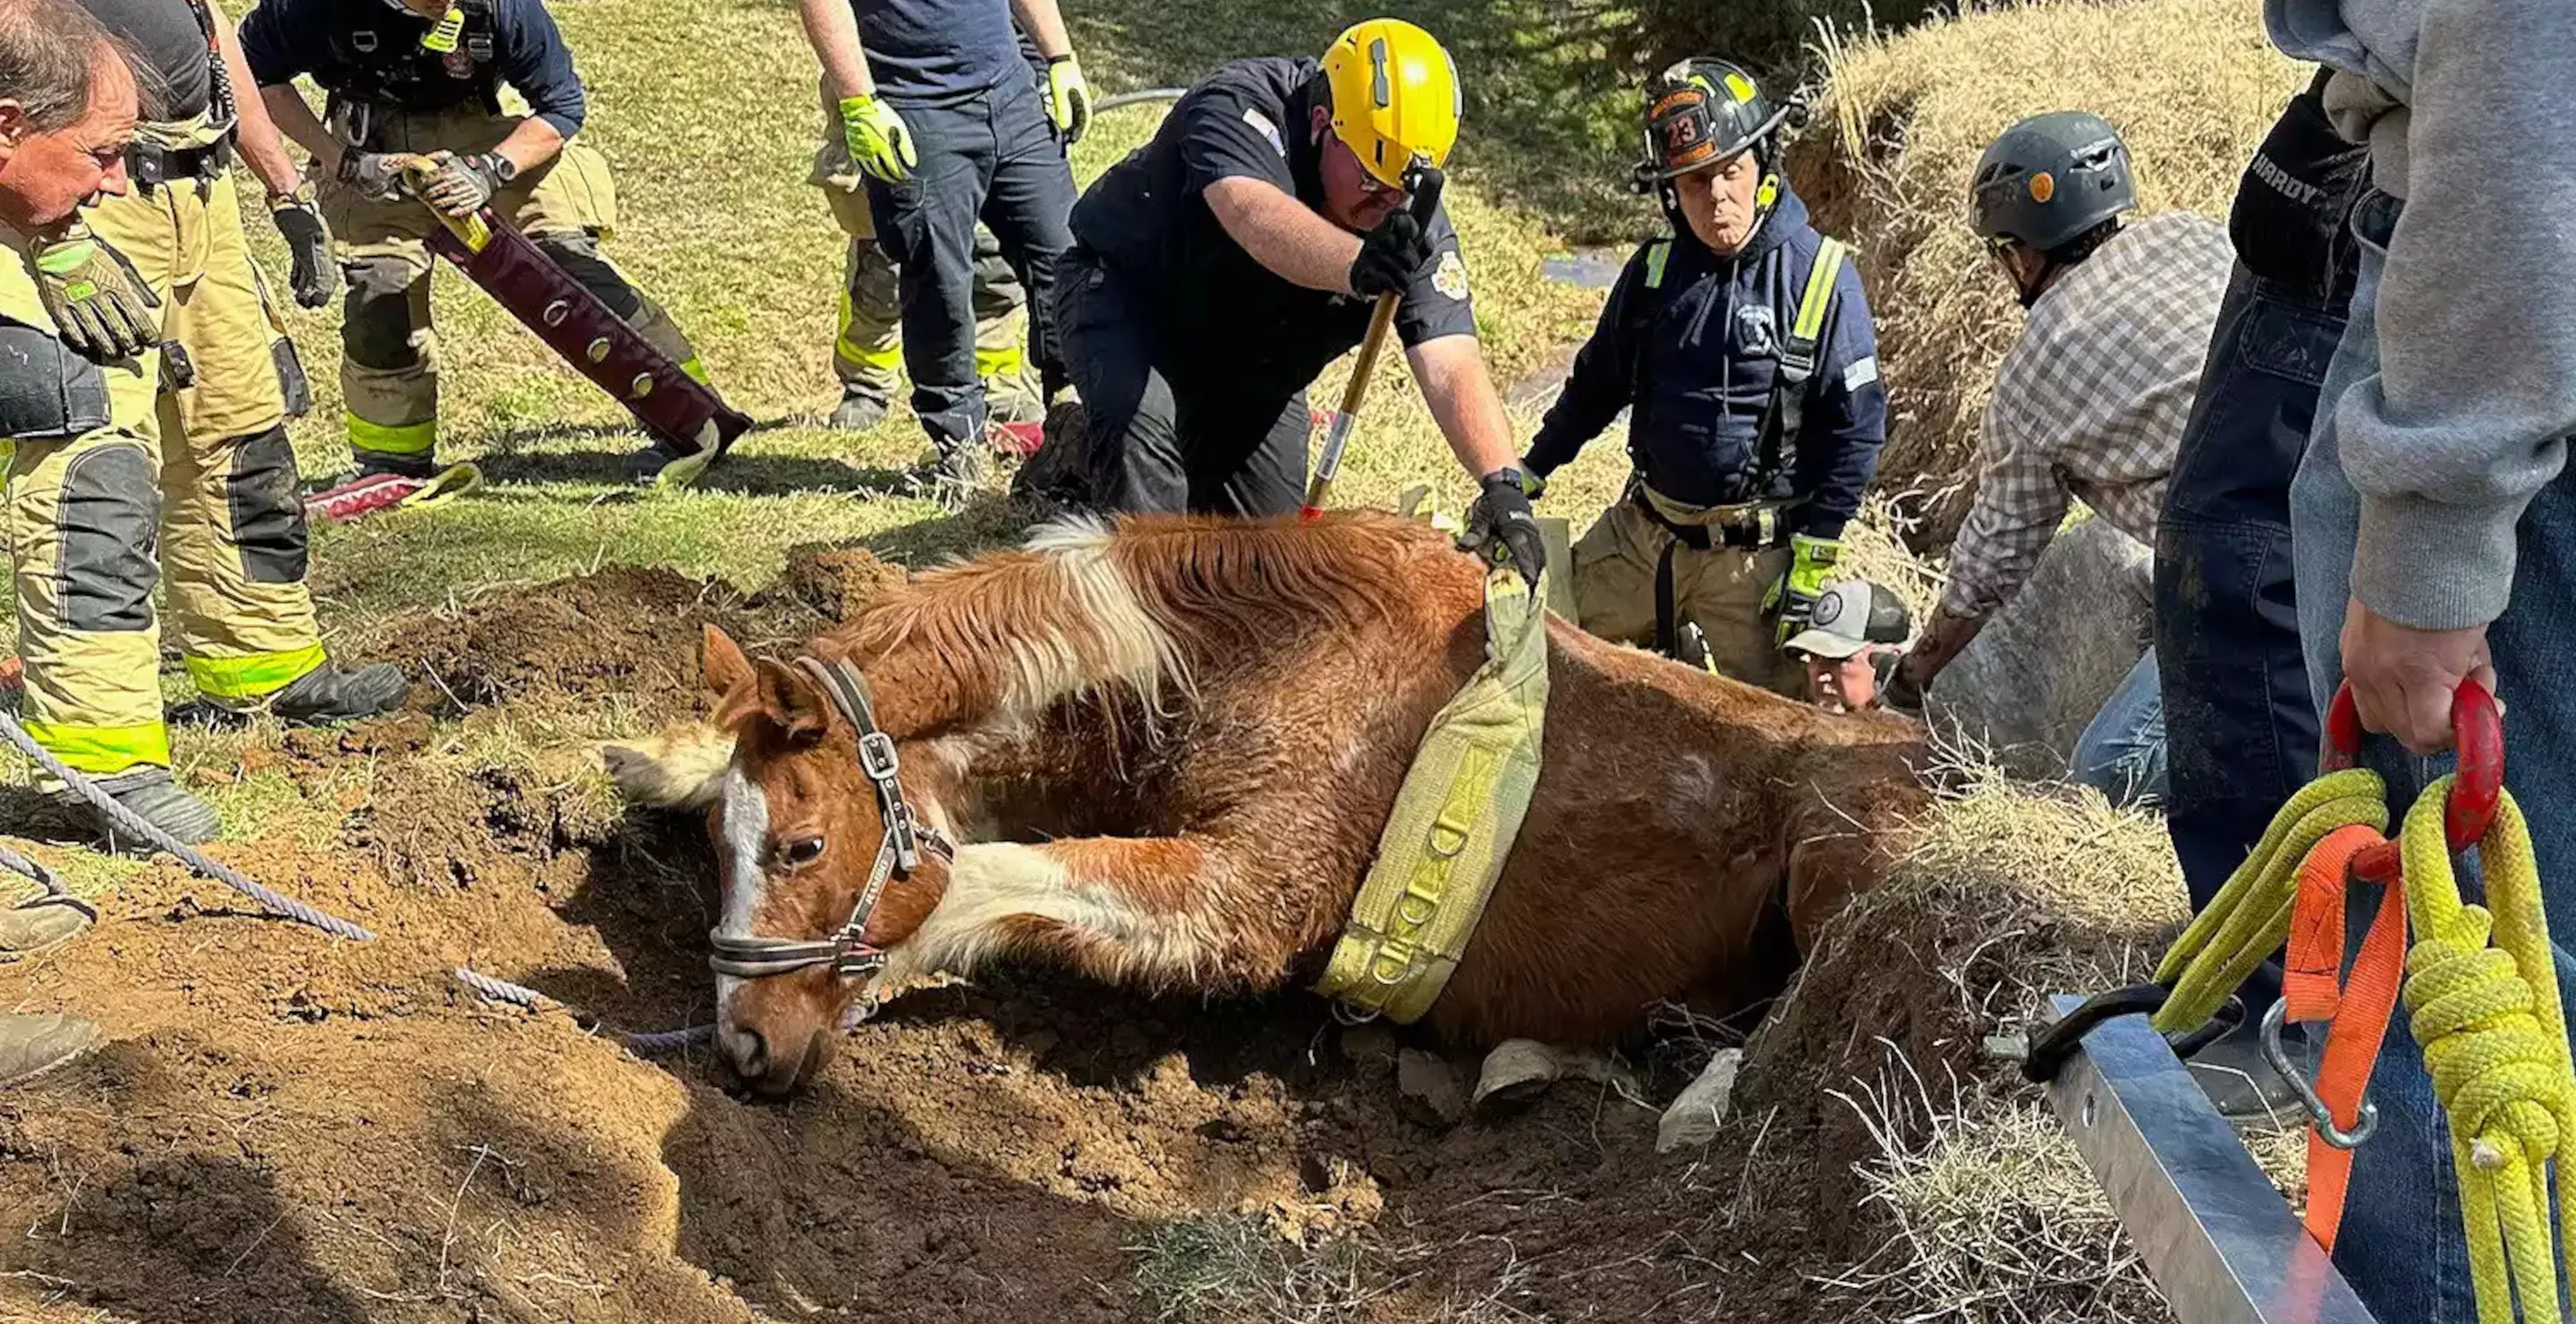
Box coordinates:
[1336,1024,1399,1066]
[1396,1048,1468,1125]
[1928,514,2154,782]
[1471,1039,1565,1112]
[1657,1048,1743,1153]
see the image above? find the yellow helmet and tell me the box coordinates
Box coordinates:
[1319,18,1462,191]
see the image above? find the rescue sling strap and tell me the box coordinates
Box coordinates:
[1316,564,1550,1023]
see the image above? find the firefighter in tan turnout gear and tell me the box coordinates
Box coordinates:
[4,0,408,846]
[240,0,739,485]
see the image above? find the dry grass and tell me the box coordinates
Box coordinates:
[1792,0,2306,550]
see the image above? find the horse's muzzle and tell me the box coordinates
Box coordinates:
[725,1023,833,1096]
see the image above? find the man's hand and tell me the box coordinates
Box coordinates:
[1461,468,1546,593]
[29,231,157,361]
[1044,55,1091,144]
[268,186,336,308]
[419,151,514,219]
[840,95,917,183]
[1882,658,1928,717]
[335,149,419,201]
[1350,206,1432,299]
[2340,598,2496,755]
[1764,533,1843,646]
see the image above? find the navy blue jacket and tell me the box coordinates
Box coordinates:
[241,0,587,140]
[1525,183,1887,539]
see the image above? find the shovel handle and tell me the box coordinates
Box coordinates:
[1301,167,1447,522]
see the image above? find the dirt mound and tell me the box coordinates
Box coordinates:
[773,544,911,624]
[1790,0,2303,551]
[4,564,2193,1324]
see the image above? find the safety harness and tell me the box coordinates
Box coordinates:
[1625,234,1848,657]
[706,658,956,982]
[2098,681,2576,1318]
[1316,565,1550,1022]
[324,0,503,149]
[124,0,238,192]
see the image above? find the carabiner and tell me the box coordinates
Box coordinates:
[2261,1000,2376,1150]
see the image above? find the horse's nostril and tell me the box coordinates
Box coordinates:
[728,1026,768,1079]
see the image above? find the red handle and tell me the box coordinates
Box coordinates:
[2326,678,2503,880]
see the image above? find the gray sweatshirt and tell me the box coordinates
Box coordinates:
[2267,0,2576,630]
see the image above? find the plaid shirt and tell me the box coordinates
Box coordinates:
[1940,211,2235,621]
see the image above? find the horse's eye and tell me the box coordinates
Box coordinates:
[780,836,826,867]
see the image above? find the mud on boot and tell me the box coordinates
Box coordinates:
[268,662,408,724]
[55,767,221,849]
[919,443,991,512]
[0,1012,98,1088]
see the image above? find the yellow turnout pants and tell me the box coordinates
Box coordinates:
[1571,488,1806,697]
[323,106,702,466]
[3,149,321,782]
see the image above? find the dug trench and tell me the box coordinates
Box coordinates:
[0,548,2185,1324]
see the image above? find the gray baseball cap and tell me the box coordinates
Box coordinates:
[1785,580,1911,659]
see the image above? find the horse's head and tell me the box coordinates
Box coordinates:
[697,625,955,1096]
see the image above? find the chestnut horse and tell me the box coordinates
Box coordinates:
[610,512,1927,1095]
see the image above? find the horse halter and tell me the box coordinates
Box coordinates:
[706,657,954,982]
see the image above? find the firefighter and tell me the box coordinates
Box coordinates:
[801,0,1082,490]
[1521,58,1886,697]
[1038,18,1544,583]
[812,112,1043,432]
[4,0,409,847]
[238,0,736,486]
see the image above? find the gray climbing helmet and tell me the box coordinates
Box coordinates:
[1970,111,2136,253]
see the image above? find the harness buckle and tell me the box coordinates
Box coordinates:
[858,730,902,782]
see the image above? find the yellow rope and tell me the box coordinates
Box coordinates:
[2399,782,2576,1323]
[2150,768,2389,1036]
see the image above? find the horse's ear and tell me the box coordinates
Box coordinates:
[703,624,755,704]
[751,658,833,744]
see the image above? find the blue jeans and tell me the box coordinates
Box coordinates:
[869,72,1076,450]
[2294,189,2576,1321]
[2070,649,2167,808]
[2155,263,2342,1021]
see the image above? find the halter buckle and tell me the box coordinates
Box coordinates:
[859,730,901,782]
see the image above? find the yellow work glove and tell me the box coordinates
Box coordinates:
[839,94,917,183]
[1763,532,1843,646]
[28,228,157,361]
[1044,55,1091,144]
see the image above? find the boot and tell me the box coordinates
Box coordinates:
[268,661,408,724]
[0,1012,99,1088]
[923,444,989,513]
[0,897,92,960]
[54,768,220,848]
[623,437,717,490]
[828,383,891,432]
[352,448,438,481]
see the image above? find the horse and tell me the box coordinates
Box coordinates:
[608,511,1928,1097]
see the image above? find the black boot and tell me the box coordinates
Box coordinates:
[268,662,408,723]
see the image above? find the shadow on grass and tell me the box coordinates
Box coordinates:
[471,447,905,496]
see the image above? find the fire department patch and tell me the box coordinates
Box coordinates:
[1432,250,1470,301]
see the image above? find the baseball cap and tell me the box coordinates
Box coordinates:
[1784,580,1911,659]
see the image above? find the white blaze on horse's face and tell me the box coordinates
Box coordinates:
[711,761,770,1023]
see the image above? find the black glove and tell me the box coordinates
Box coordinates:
[1460,469,1546,594]
[2228,67,2368,296]
[268,188,335,308]
[420,150,515,219]
[1349,207,1432,300]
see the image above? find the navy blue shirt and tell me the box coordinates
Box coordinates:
[1071,56,1479,401]
[854,0,1021,106]
[1525,183,1887,539]
[239,0,587,139]
[77,0,211,122]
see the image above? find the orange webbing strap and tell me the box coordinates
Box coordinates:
[2282,822,2408,1253]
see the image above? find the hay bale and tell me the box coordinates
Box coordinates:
[1792,0,2304,551]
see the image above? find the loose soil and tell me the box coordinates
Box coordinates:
[1,554,2167,1324]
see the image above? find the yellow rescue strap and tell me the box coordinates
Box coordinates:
[1317,564,1550,1023]
[2397,782,2576,1322]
